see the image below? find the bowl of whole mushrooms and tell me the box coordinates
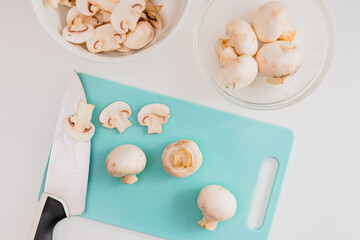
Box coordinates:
[32,0,191,62]
[195,0,334,110]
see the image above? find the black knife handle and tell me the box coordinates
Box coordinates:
[28,193,69,240]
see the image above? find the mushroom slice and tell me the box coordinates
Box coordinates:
[67,7,103,27]
[146,10,162,29]
[137,103,170,134]
[226,20,258,56]
[252,1,297,43]
[106,144,147,185]
[86,23,125,53]
[139,12,148,21]
[219,47,238,67]
[89,0,120,12]
[255,41,302,85]
[162,140,202,178]
[219,55,258,90]
[123,21,154,50]
[63,100,95,142]
[48,0,60,9]
[117,44,132,53]
[62,17,94,44]
[60,0,76,7]
[197,185,237,231]
[94,10,111,24]
[99,101,132,133]
[110,0,146,34]
[215,38,233,55]
[145,1,162,12]
[76,0,99,16]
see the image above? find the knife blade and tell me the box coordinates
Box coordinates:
[28,71,91,240]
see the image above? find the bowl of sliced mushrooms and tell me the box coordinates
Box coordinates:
[32,0,191,62]
[195,0,334,110]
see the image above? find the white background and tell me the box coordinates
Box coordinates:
[0,0,359,239]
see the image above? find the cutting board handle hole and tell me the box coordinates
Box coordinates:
[247,157,279,230]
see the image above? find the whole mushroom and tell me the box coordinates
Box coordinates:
[86,23,125,53]
[63,100,95,142]
[255,41,302,85]
[225,20,258,56]
[218,47,238,67]
[123,21,155,50]
[252,1,297,42]
[106,144,147,185]
[197,185,237,231]
[99,101,132,133]
[219,55,258,90]
[137,103,170,134]
[162,140,202,178]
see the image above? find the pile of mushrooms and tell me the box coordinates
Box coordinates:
[49,0,163,54]
[216,1,302,88]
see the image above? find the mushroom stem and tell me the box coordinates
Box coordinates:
[113,114,132,133]
[76,101,95,127]
[198,216,218,231]
[121,175,138,185]
[148,114,163,134]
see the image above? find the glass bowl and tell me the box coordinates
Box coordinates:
[195,0,334,110]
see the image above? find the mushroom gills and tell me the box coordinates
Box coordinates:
[171,148,193,170]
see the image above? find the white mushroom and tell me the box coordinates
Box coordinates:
[99,101,132,134]
[219,47,238,67]
[76,0,99,16]
[255,41,302,85]
[62,17,95,44]
[197,185,237,231]
[110,0,146,34]
[89,0,120,12]
[145,1,162,12]
[137,103,170,134]
[123,21,154,50]
[219,55,258,90]
[226,20,258,56]
[252,1,297,43]
[162,140,202,178]
[146,10,162,29]
[215,38,233,55]
[94,10,111,24]
[106,144,146,185]
[117,44,132,53]
[66,7,104,27]
[62,100,95,142]
[49,0,75,8]
[86,23,125,53]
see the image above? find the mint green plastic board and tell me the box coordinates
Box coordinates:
[40,73,294,240]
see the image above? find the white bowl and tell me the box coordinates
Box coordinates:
[32,0,191,62]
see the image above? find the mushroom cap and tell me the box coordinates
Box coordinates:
[62,115,95,142]
[197,185,237,222]
[219,55,258,90]
[137,103,170,126]
[110,0,146,34]
[123,21,155,50]
[219,47,238,67]
[252,1,296,43]
[215,38,232,55]
[162,140,202,178]
[106,145,146,178]
[86,23,125,53]
[76,0,99,16]
[255,41,302,78]
[99,101,132,128]
[226,20,258,56]
[62,24,95,44]
[89,0,120,12]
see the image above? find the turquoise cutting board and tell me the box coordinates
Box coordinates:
[40,73,294,240]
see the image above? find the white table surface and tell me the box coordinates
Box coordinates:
[1,0,359,239]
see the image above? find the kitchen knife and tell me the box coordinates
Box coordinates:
[28,71,91,240]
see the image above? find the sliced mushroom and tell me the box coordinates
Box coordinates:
[137,103,170,134]
[89,0,120,12]
[256,41,302,85]
[252,1,297,43]
[66,7,102,27]
[94,10,111,24]
[226,20,258,56]
[123,21,154,50]
[145,1,162,12]
[145,10,162,29]
[86,23,125,53]
[62,17,95,44]
[219,47,238,67]
[110,0,146,34]
[162,140,202,178]
[62,100,95,142]
[76,0,99,16]
[48,0,61,9]
[219,55,258,90]
[99,101,132,133]
[106,145,146,185]
[60,0,76,7]
[139,12,148,21]
[197,185,237,231]
[215,38,233,55]
[117,44,132,53]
